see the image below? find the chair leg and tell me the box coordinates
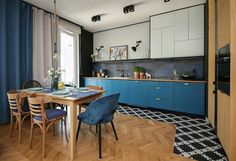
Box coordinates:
[111,121,118,141]
[18,119,22,144]
[96,125,98,133]
[15,118,18,130]
[42,126,46,158]
[52,123,56,136]
[9,113,13,137]
[98,124,102,159]
[64,117,68,142]
[29,123,34,149]
[76,120,81,142]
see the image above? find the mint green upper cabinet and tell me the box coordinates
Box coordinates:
[151,12,174,30]
[174,8,189,41]
[189,5,204,39]
[150,12,174,58]
[162,27,175,58]
[150,5,205,58]
[150,28,162,58]
[175,39,204,57]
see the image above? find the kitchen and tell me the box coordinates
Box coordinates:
[0,0,236,161]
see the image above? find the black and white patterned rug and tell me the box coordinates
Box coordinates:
[117,105,228,161]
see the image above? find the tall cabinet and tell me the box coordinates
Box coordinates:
[150,5,205,58]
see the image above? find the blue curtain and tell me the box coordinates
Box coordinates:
[0,0,32,124]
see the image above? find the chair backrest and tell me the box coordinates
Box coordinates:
[22,80,41,89]
[81,93,120,124]
[27,95,45,120]
[87,85,103,90]
[7,90,21,113]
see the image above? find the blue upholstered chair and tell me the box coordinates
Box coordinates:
[76,93,120,159]
[27,95,68,158]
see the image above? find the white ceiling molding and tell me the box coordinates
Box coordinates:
[23,0,206,32]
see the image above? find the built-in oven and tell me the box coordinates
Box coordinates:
[216,44,230,95]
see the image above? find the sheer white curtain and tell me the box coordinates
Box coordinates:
[32,7,52,84]
[58,19,81,85]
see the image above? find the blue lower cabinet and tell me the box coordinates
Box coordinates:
[96,79,109,96]
[84,78,205,115]
[109,80,129,103]
[84,78,97,86]
[129,81,147,107]
[146,82,174,110]
[147,96,173,110]
[174,82,205,115]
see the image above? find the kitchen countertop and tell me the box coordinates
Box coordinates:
[84,77,206,83]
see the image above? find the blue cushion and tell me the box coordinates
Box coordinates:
[34,109,66,121]
[77,93,120,125]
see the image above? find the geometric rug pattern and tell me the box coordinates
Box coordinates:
[117,105,228,161]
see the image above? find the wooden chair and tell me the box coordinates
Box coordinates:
[79,85,103,113]
[7,90,30,144]
[27,95,68,158]
[22,80,41,89]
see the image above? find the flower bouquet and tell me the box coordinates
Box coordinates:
[48,67,62,90]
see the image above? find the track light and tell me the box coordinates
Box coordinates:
[91,15,101,22]
[123,5,135,14]
[164,0,170,2]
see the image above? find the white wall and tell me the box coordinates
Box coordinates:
[93,22,149,61]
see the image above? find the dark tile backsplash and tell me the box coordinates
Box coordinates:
[93,57,204,80]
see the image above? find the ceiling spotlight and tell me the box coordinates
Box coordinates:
[91,15,101,22]
[123,5,135,14]
[164,0,170,2]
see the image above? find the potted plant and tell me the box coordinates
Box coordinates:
[134,66,140,79]
[139,67,145,79]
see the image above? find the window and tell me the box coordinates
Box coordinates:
[60,29,79,85]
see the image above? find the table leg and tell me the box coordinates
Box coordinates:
[70,102,77,160]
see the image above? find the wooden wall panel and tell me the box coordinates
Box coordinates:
[218,0,230,48]
[229,0,236,160]
[208,0,216,128]
[217,91,230,154]
[217,0,231,158]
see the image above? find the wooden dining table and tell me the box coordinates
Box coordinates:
[19,87,105,160]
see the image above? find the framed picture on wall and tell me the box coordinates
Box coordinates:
[109,45,128,60]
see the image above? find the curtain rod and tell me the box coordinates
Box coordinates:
[22,1,84,29]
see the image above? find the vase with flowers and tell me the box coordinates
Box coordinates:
[48,67,62,91]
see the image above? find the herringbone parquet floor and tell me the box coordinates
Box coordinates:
[0,112,195,161]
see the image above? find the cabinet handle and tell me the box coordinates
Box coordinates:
[156,87,161,90]
[184,83,189,86]
[156,98,161,101]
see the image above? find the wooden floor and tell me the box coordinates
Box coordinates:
[0,112,195,161]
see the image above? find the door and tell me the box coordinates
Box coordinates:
[60,29,80,86]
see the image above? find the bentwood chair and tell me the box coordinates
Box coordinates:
[22,80,42,89]
[76,93,120,159]
[79,85,103,113]
[7,90,30,144]
[27,95,68,158]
